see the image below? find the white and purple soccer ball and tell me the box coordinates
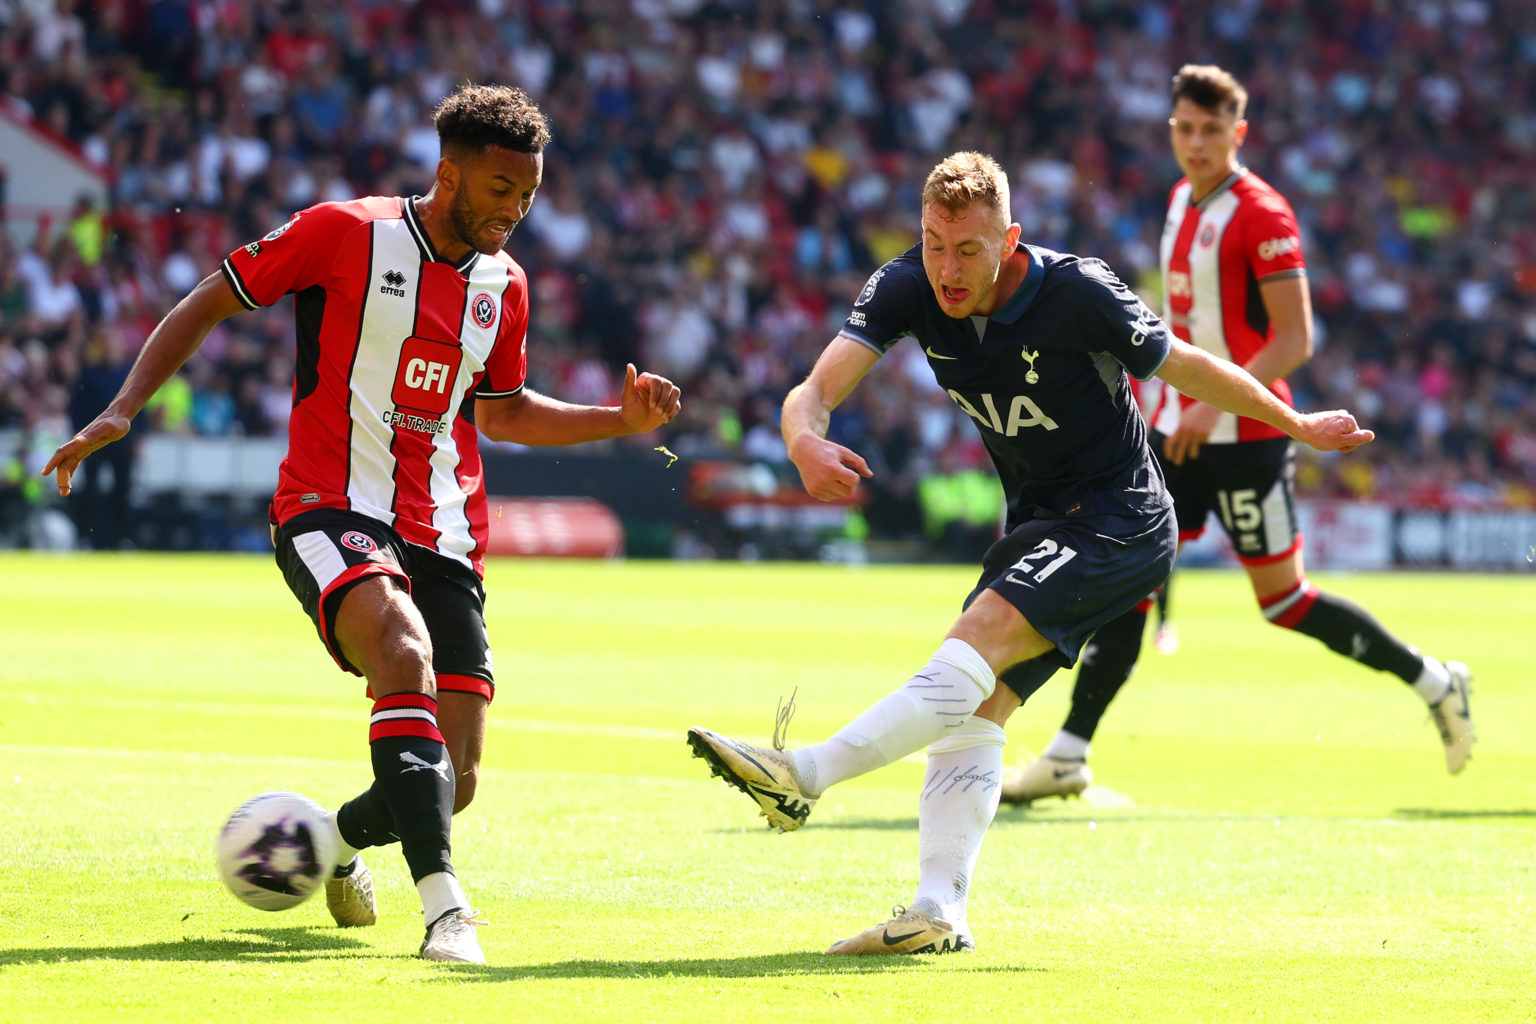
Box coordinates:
[216,792,338,911]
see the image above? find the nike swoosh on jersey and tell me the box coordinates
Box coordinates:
[924,346,958,360]
[1005,573,1036,587]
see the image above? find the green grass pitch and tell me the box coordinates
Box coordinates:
[1,553,1532,1022]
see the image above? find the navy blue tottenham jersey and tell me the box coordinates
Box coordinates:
[840,243,1174,524]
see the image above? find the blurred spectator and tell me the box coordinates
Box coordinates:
[144,370,194,435]
[66,193,105,267]
[918,445,1005,563]
[0,0,1532,554]
[67,324,135,548]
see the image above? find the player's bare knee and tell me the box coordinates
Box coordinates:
[951,591,1054,672]
[365,633,436,695]
[394,632,436,683]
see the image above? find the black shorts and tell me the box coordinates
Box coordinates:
[1153,434,1300,565]
[969,506,1177,692]
[272,509,495,701]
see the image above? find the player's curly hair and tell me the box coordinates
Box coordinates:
[1171,64,1248,121]
[922,151,1010,222]
[433,83,552,155]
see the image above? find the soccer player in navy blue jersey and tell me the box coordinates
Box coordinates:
[688,151,1372,955]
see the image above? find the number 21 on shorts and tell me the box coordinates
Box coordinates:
[1007,539,1078,584]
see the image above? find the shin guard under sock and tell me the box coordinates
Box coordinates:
[365,693,455,883]
[793,638,995,795]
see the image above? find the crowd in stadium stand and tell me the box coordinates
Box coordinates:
[2,0,1534,549]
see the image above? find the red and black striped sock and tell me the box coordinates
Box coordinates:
[339,693,456,883]
[1264,581,1423,682]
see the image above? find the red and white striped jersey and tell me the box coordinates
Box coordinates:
[221,196,529,576]
[1153,168,1306,443]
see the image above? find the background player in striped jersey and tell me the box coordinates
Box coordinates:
[689,151,1375,955]
[1002,65,1472,806]
[43,84,682,963]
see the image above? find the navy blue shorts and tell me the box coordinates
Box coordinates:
[967,506,1177,693]
[272,509,495,701]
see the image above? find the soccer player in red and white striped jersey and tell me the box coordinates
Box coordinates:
[220,190,527,575]
[1004,65,1472,806]
[44,84,681,963]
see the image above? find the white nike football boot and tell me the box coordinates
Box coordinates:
[1428,660,1475,774]
[420,908,487,964]
[827,906,973,955]
[686,726,816,832]
[325,855,377,927]
[999,754,1091,805]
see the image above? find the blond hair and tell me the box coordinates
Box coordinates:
[922,152,1010,224]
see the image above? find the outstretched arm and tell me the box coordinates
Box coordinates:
[1155,339,1372,453]
[782,334,880,501]
[475,363,680,445]
[42,271,248,496]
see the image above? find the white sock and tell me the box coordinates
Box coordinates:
[1412,655,1452,704]
[417,871,469,925]
[325,811,362,871]
[1042,729,1090,761]
[910,716,1006,927]
[792,638,995,796]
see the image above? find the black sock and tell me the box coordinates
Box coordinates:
[364,693,455,883]
[1280,588,1423,682]
[1062,605,1149,742]
[336,782,396,850]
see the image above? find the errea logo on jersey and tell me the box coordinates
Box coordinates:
[1257,235,1301,261]
[380,269,408,297]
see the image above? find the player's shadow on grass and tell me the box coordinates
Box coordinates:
[0,926,368,966]
[1393,807,1536,821]
[418,952,1041,982]
[722,809,1158,833]
[703,808,1536,836]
